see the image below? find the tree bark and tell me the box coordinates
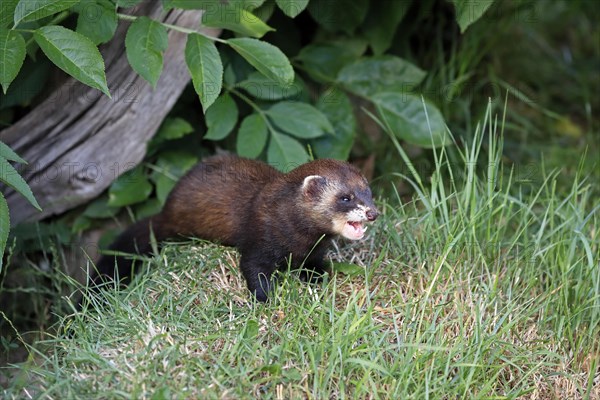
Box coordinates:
[0,2,217,226]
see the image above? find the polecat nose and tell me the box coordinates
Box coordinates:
[366,209,379,221]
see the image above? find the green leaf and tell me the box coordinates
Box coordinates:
[202,4,274,38]
[240,0,267,10]
[116,0,142,7]
[151,151,198,204]
[451,0,495,33]
[25,34,40,60]
[221,45,257,85]
[135,197,162,220]
[185,33,223,112]
[223,63,236,86]
[252,1,276,22]
[161,0,209,10]
[307,0,368,34]
[125,17,168,88]
[1,0,19,28]
[98,228,119,249]
[275,0,308,18]
[0,192,9,272]
[332,262,363,276]
[266,101,333,139]
[362,0,412,55]
[153,172,177,205]
[295,39,367,83]
[311,88,356,160]
[108,166,153,207]
[83,196,119,218]
[204,93,238,140]
[163,0,266,11]
[154,117,194,142]
[337,55,426,98]
[0,157,41,211]
[34,26,110,96]
[14,0,81,26]
[0,28,26,93]
[237,71,302,101]
[267,131,309,171]
[71,214,91,233]
[372,92,450,148]
[76,0,118,45]
[236,113,268,158]
[0,141,26,163]
[227,38,294,88]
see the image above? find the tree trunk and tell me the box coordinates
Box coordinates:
[0,2,217,226]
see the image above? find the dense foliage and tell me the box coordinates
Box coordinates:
[0,0,500,265]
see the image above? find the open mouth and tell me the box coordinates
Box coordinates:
[343,220,367,240]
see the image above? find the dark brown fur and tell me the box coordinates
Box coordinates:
[92,155,378,302]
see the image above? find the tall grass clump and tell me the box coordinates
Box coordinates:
[381,99,599,348]
[3,102,598,399]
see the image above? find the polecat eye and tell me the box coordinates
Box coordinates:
[340,194,354,202]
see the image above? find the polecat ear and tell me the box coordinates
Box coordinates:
[302,175,327,199]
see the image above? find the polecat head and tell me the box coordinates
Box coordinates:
[295,160,379,240]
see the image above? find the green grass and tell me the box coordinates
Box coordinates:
[3,106,599,399]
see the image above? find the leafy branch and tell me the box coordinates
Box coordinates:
[0,0,498,241]
[0,141,41,273]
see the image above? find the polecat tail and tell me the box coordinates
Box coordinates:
[72,215,175,313]
[92,215,171,287]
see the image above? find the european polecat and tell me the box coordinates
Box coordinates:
[92,155,378,302]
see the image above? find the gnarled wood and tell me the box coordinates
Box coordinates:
[0,3,218,226]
